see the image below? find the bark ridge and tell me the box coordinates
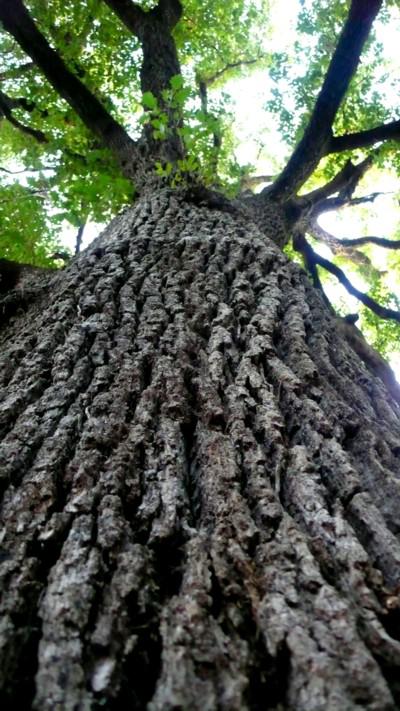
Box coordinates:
[1,192,400,710]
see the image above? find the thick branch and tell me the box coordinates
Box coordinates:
[103,0,182,97]
[0,0,136,167]
[289,157,375,226]
[197,79,208,113]
[268,0,383,200]
[299,156,372,210]
[156,0,183,28]
[103,0,184,161]
[309,221,364,257]
[327,119,400,154]
[101,0,146,38]
[296,233,400,323]
[102,0,182,37]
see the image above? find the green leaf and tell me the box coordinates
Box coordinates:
[170,75,184,91]
[142,91,158,110]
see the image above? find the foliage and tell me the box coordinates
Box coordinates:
[268,1,392,140]
[142,76,242,192]
[176,0,272,83]
[0,0,274,262]
[360,282,400,358]
[0,181,61,265]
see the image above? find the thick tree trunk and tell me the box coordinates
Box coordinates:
[1,190,400,711]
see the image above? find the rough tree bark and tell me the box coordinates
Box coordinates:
[1,0,400,708]
[1,189,400,711]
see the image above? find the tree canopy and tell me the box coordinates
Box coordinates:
[0,0,400,358]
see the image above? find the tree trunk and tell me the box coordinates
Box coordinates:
[1,189,400,711]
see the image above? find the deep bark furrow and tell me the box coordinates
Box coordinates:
[1,191,400,709]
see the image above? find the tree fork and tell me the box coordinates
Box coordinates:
[103,0,185,163]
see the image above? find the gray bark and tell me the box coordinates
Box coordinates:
[1,190,400,711]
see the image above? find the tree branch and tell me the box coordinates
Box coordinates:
[102,0,182,38]
[295,232,400,323]
[0,165,54,174]
[312,190,387,216]
[308,220,378,275]
[154,0,182,29]
[75,223,86,255]
[0,89,35,113]
[327,118,400,154]
[267,0,383,200]
[0,188,47,204]
[101,0,147,38]
[338,235,400,250]
[197,79,222,176]
[0,0,137,173]
[293,231,333,310]
[309,220,365,256]
[298,156,373,210]
[0,88,47,143]
[104,0,182,97]
[102,0,184,162]
[201,56,264,87]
